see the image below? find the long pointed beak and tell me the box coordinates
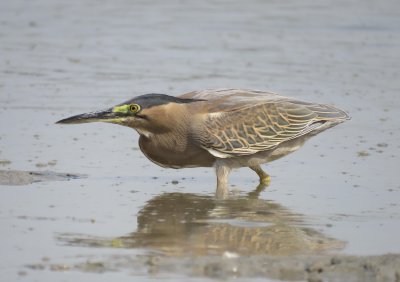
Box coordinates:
[56,108,121,124]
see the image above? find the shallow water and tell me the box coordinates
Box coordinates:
[1,0,400,281]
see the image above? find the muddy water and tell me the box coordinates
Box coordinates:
[1,0,400,281]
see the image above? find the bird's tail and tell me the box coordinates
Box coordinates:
[308,104,350,122]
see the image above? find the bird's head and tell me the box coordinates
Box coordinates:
[56,93,203,135]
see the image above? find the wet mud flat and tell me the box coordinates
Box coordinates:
[26,253,400,282]
[1,0,400,281]
[14,190,400,281]
[0,170,84,186]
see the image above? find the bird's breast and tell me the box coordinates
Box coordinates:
[138,135,215,169]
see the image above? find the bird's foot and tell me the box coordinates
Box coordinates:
[249,165,271,187]
[259,174,271,186]
[247,174,270,199]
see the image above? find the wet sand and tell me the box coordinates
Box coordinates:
[1,0,400,281]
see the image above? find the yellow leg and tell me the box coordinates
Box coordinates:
[249,165,271,186]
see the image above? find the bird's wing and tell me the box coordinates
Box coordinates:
[190,92,348,157]
[180,88,282,113]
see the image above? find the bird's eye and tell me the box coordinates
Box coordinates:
[129,104,141,113]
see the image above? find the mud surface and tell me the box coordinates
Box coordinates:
[25,253,400,282]
[0,170,85,185]
[1,0,400,281]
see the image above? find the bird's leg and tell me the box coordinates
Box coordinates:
[249,165,271,186]
[215,162,231,199]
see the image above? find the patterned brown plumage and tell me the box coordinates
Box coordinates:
[57,88,349,198]
[182,89,349,157]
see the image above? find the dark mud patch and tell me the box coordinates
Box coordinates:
[0,159,12,166]
[25,253,400,281]
[0,170,86,186]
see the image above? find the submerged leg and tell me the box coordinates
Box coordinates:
[215,162,231,199]
[249,165,271,186]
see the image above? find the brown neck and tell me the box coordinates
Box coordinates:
[137,103,191,152]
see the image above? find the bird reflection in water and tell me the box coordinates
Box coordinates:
[59,189,345,256]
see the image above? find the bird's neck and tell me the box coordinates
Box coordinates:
[136,103,192,152]
[140,130,188,152]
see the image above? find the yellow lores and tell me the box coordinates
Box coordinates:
[57,89,349,198]
[112,104,141,114]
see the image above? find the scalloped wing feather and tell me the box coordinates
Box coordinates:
[186,90,349,157]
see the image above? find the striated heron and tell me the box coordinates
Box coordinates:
[57,89,349,197]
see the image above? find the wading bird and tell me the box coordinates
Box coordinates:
[57,89,349,197]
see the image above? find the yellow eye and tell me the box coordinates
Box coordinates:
[129,104,140,113]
